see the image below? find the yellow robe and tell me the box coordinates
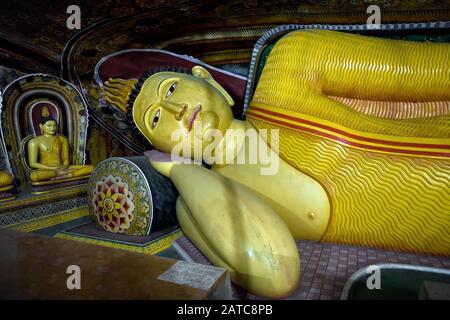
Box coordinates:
[247,30,450,256]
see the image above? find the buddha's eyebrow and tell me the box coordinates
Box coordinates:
[144,103,158,131]
[146,79,171,118]
[147,103,157,115]
[156,77,179,97]
[156,79,165,95]
[157,78,173,96]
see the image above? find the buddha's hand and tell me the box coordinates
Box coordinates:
[101,78,138,113]
[144,149,205,178]
[53,165,68,175]
[144,150,179,178]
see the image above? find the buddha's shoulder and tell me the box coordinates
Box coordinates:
[57,135,68,143]
[29,135,67,144]
[28,135,42,144]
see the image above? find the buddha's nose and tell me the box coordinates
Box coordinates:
[159,100,187,120]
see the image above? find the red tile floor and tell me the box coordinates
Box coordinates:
[175,236,450,300]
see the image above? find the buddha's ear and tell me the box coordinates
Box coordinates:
[191,66,234,106]
[39,124,43,134]
[192,66,212,79]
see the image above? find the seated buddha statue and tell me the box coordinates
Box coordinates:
[27,116,93,182]
[102,30,450,298]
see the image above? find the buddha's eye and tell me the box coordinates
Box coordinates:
[152,109,161,129]
[165,83,177,98]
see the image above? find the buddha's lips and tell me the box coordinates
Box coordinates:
[188,105,202,131]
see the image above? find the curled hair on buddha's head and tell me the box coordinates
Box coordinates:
[40,116,57,125]
[125,66,190,148]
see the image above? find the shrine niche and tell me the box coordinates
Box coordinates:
[0,74,91,193]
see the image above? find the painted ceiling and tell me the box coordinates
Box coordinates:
[1,0,449,75]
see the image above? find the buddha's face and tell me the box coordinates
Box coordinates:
[40,120,57,136]
[132,66,234,155]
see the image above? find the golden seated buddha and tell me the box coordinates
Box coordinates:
[27,117,93,183]
[103,30,450,298]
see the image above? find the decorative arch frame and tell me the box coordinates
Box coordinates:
[0,74,89,189]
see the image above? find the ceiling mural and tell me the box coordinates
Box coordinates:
[1,1,449,74]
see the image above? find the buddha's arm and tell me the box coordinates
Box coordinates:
[27,140,59,170]
[168,163,300,298]
[60,136,70,167]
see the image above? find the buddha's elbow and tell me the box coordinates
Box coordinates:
[28,161,39,170]
[232,250,300,299]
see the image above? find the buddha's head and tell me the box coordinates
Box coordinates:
[131,66,235,156]
[39,117,57,136]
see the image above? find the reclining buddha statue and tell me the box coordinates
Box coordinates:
[27,115,93,182]
[102,29,450,298]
